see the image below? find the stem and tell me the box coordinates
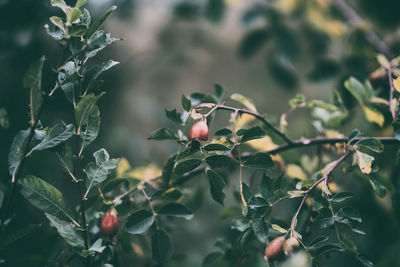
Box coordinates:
[387,64,397,120]
[139,186,159,229]
[199,104,293,144]
[289,152,350,232]
[331,0,393,59]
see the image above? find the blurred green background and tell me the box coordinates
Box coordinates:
[2,0,400,266]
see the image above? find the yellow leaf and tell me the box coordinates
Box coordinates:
[325,129,345,138]
[127,164,161,181]
[285,164,307,180]
[271,224,287,233]
[235,113,255,130]
[355,150,373,174]
[246,136,278,152]
[117,157,131,177]
[362,106,384,127]
[394,77,400,93]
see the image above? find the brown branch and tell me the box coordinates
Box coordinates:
[331,0,394,59]
[289,151,351,232]
[387,64,397,120]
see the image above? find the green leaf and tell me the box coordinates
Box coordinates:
[80,104,100,152]
[231,218,250,232]
[307,100,338,112]
[289,94,306,108]
[214,84,223,103]
[148,128,178,140]
[0,224,40,250]
[75,0,88,8]
[203,143,231,152]
[344,77,365,104]
[89,239,106,253]
[181,95,191,112]
[355,150,374,174]
[50,16,66,32]
[348,129,361,144]
[205,155,238,168]
[238,28,269,59]
[9,129,30,177]
[259,174,273,202]
[83,149,119,197]
[339,233,357,254]
[51,0,68,13]
[23,57,45,126]
[356,138,384,153]
[173,159,202,176]
[230,93,257,112]
[151,229,172,264]
[86,5,117,39]
[45,213,84,248]
[368,175,388,198]
[162,154,177,185]
[157,203,193,220]
[248,197,269,208]
[252,217,268,242]
[202,252,223,266]
[20,176,78,225]
[86,31,120,59]
[332,192,355,203]
[125,210,155,234]
[240,126,266,143]
[337,207,362,223]
[55,144,74,180]
[75,93,104,134]
[165,108,182,124]
[214,128,232,137]
[30,124,75,152]
[83,60,119,92]
[66,7,82,23]
[243,153,274,169]
[206,170,226,205]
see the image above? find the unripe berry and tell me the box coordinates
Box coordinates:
[264,236,285,261]
[189,121,208,141]
[283,237,300,256]
[101,209,119,238]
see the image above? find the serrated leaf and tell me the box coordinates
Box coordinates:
[20,176,78,225]
[355,150,374,174]
[362,106,384,127]
[173,159,202,176]
[205,155,238,168]
[356,138,384,153]
[230,93,257,112]
[125,210,154,234]
[206,170,226,205]
[79,105,100,153]
[252,217,268,242]
[243,153,274,169]
[240,126,266,143]
[332,192,355,203]
[148,128,178,140]
[23,57,45,126]
[152,229,172,264]
[86,5,117,39]
[45,213,84,248]
[83,60,119,92]
[66,7,81,23]
[181,95,191,112]
[344,77,365,104]
[9,129,30,177]
[157,203,193,220]
[83,149,119,197]
[30,124,75,152]
[75,93,104,134]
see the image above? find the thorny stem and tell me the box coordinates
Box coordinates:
[289,152,351,233]
[198,104,293,145]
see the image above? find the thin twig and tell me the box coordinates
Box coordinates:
[387,64,397,120]
[289,152,350,232]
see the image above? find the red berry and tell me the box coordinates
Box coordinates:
[265,236,285,261]
[283,237,300,256]
[189,121,209,141]
[101,209,119,238]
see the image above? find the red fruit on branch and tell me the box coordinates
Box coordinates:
[264,236,285,261]
[189,121,209,141]
[101,209,119,238]
[283,237,300,256]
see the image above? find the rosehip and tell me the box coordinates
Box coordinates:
[283,237,300,256]
[101,209,119,238]
[264,236,285,261]
[189,121,208,141]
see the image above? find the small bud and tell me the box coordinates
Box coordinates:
[189,121,209,141]
[101,209,119,238]
[265,236,285,261]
